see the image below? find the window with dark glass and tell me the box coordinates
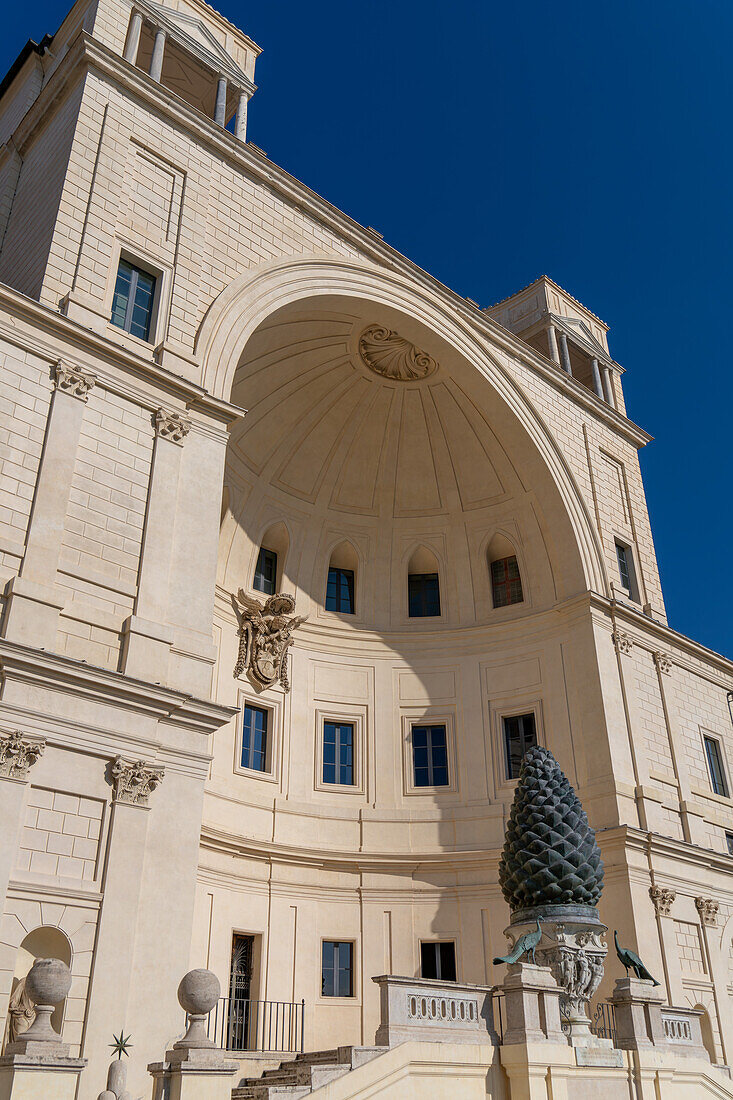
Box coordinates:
[241,704,268,772]
[326,567,354,613]
[110,259,156,341]
[322,940,353,997]
[420,941,457,982]
[323,721,354,785]
[491,556,524,608]
[726,831,733,856]
[503,713,538,780]
[408,573,440,617]
[704,735,729,797]
[253,547,277,595]
[412,724,449,787]
[615,542,632,594]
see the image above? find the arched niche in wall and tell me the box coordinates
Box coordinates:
[693,1003,717,1063]
[486,531,524,609]
[326,540,359,614]
[253,522,290,594]
[3,926,71,1051]
[407,545,442,618]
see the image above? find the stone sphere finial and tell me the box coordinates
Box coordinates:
[498,745,604,918]
[19,958,72,1044]
[175,969,220,1049]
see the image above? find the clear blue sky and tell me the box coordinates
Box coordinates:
[4,0,732,655]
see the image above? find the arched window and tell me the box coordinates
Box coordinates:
[326,541,358,614]
[487,533,524,608]
[253,523,289,596]
[408,546,441,618]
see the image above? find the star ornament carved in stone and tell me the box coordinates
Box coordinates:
[358,324,438,382]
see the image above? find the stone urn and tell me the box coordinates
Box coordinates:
[175,969,220,1049]
[7,957,72,1051]
[497,747,608,1044]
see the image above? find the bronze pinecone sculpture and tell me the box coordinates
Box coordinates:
[498,746,604,912]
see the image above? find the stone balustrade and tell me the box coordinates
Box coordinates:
[661,1006,708,1059]
[372,975,499,1047]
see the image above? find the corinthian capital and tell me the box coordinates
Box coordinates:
[53,360,97,401]
[612,629,633,654]
[154,408,191,444]
[649,885,675,917]
[0,730,45,780]
[694,897,719,927]
[111,756,164,806]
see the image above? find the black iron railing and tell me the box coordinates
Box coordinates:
[590,1001,617,1044]
[205,997,305,1053]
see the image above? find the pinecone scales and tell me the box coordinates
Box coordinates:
[498,746,604,912]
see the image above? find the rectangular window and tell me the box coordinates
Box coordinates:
[326,567,355,613]
[253,547,277,595]
[491,556,524,608]
[110,259,156,341]
[420,941,457,982]
[408,573,441,617]
[615,542,632,595]
[412,724,449,787]
[726,832,733,856]
[323,721,354,785]
[241,704,268,772]
[704,735,729,797]
[503,713,538,780]
[322,940,353,997]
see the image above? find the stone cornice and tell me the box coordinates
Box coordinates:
[0,284,243,429]
[4,29,650,449]
[0,640,237,737]
[614,824,733,883]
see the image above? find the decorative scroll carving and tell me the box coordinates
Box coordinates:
[358,324,438,382]
[612,630,633,654]
[154,408,192,444]
[653,651,672,675]
[694,897,719,926]
[649,885,676,917]
[233,591,306,691]
[0,730,45,780]
[111,756,164,805]
[53,360,96,401]
[539,929,606,1018]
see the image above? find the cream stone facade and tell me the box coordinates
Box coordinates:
[0,1,732,1097]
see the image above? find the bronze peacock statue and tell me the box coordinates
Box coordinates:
[614,930,660,985]
[493,919,543,966]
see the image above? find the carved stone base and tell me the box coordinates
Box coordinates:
[504,906,608,1045]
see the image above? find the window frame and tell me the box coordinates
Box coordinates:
[725,831,733,857]
[419,939,458,983]
[407,572,441,618]
[502,711,539,781]
[234,692,280,783]
[104,239,170,351]
[411,723,450,788]
[322,720,355,787]
[253,546,278,595]
[401,712,458,797]
[320,938,357,1000]
[490,555,524,609]
[613,537,640,603]
[110,258,157,341]
[325,566,355,614]
[703,733,730,799]
[488,698,545,795]
[314,707,366,796]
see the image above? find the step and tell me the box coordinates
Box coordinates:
[292,1045,385,1070]
[258,1062,351,1088]
[232,1087,311,1100]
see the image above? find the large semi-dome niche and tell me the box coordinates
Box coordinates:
[215,292,596,629]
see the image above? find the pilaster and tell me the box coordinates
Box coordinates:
[0,730,45,913]
[79,757,164,1094]
[120,408,191,683]
[2,362,95,648]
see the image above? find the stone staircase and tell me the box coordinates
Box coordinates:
[232,1045,387,1098]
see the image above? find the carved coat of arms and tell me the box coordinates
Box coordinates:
[233,591,306,691]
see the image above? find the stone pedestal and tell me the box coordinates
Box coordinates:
[505,906,607,1046]
[609,977,666,1050]
[148,1047,239,1100]
[501,962,566,1045]
[0,1053,86,1100]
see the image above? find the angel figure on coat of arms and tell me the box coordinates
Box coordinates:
[233,591,307,691]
